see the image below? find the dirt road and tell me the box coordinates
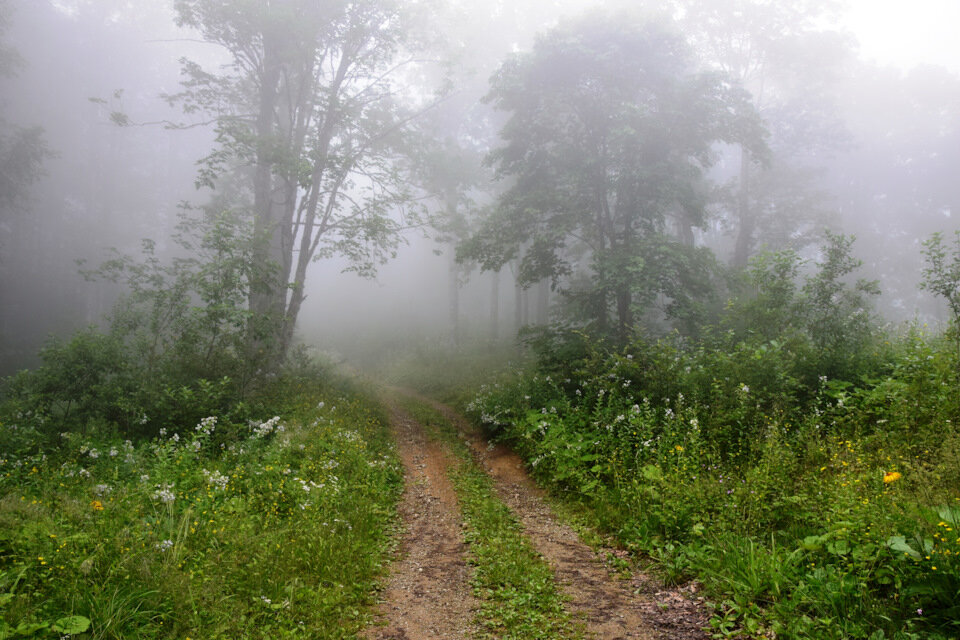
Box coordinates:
[364,393,710,640]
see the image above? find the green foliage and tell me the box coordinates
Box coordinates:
[721,232,882,389]
[171,0,423,360]
[92,208,267,386]
[799,232,881,380]
[0,379,402,639]
[461,12,765,342]
[465,318,960,638]
[920,230,960,360]
[920,231,960,322]
[1,208,281,443]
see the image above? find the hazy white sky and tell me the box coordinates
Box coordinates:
[844,0,960,72]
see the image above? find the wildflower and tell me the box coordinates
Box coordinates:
[93,483,111,496]
[675,445,684,452]
[108,447,118,457]
[203,469,229,491]
[90,500,104,511]
[883,471,902,484]
[156,539,173,552]
[152,484,176,504]
[196,416,217,435]
[252,416,283,438]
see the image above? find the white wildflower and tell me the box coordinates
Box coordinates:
[196,416,217,435]
[152,484,176,504]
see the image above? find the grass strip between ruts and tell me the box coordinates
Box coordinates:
[394,395,583,640]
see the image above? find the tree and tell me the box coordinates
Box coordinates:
[171,0,425,364]
[460,13,764,343]
[0,0,50,256]
[921,230,960,360]
[678,0,851,267]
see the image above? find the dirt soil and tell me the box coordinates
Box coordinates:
[365,392,711,640]
[362,399,479,640]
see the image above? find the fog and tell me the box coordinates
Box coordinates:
[2,0,959,374]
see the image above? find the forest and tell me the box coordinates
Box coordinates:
[1,0,959,638]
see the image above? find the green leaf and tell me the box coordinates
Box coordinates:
[886,535,921,560]
[802,535,823,551]
[938,505,960,527]
[13,621,49,636]
[51,615,91,635]
[642,464,662,482]
[827,539,850,556]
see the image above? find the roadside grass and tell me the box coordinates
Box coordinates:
[394,396,583,640]
[0,380,402,639]
[463,335,960,640]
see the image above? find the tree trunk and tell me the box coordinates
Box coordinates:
[521,286,529,327]
[490,269,500,340]
[616,287,632,346]
[449,250,461,346]
[536,278,550,325]
[514,262,523,334]
[248,36,285,364]
[732,146,753,269]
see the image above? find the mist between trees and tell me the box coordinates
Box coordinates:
[3,2,960,639]
[0,0,957,373]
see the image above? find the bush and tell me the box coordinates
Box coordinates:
[465,319,960,638]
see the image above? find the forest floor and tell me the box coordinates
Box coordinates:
[363,390,712,640]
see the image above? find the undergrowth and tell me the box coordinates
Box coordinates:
[0,377,402,639]
[464,327,960,639]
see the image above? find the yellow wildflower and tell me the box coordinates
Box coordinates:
[90,499,104,511]
[883,471,902,484]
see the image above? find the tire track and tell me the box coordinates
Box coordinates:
[362,400,478,640]
[421,396,711,640]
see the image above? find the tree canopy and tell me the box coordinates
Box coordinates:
[459,13,766,342]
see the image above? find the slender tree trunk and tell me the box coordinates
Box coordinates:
[490,269,500,340]
[514,261,523,334]
[449,250,461,346]
[536,278,549,325]
[521,287,529,327]
[248,35,285,364]
[616,288,632,346]
[732,146,753,269]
